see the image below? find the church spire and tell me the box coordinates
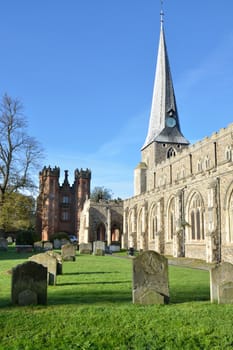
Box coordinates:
[142,7,189,149]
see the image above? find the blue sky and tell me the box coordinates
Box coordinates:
[0,1,233,199]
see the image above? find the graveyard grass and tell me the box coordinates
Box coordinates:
[1,249,233,349]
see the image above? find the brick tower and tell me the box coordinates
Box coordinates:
[36,166,91,241]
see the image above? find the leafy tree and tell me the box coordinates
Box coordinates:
[90,186,113,202]
[0,192,35,232]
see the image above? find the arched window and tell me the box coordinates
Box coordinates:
[189,193,205,241]
[226,146,232,162]
[168,198,175,240]
[228,195,233,242]
[197,160,202,172]
[167,147,176,158]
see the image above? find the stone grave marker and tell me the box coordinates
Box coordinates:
[12,261,47,305]
[43,241,53,251]
[0,237,8,251]
[7,236,13,244]
[46,250,63,275]
[79,243,92,254]
[33,241,43,252]
[210,262,233,303]
[61,243,76,261]
[53,239,61,249]
[132,250,169,305]
[60,238,69,247]
[29,252,57,285]
[93,241,105,255]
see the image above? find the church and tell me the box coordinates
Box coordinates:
[122,11,233,264]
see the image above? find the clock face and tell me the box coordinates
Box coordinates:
[166,117,176,128]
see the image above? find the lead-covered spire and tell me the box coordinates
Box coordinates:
[142,14,189,149]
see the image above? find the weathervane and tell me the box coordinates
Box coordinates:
[160,0,164,24]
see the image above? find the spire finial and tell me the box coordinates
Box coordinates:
[160,0,164,25]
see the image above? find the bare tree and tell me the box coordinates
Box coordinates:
[0,93,44,205]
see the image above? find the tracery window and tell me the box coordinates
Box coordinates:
[168,198,175,240]
[226,146,232,162]
[228,194,233,242]
[189,193,205,241]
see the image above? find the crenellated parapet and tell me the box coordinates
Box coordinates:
[39,166,60,178]
[75,168,91,180]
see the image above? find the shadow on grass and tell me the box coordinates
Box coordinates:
[64,271,120,276]
[57,280,131,286]
[48,289,132,305]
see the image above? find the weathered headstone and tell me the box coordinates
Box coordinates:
[53,239,61,249]
[79,243,92,254]
[61,243,76,261]
[43,241,53,251]
[46,250,63,275]
[60,238,69,247]
[210,262,233,303]
[34,241,43,252]
[12,261,47,305]
[29,253,57,285]
[0,237,8,251]
[132,250,169,305]
[93,241,105,255]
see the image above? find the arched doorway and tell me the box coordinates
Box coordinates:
[96,223,106,241]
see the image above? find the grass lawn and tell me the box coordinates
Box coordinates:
[1,248,233,349]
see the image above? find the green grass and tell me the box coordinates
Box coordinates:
[1,248,233,349]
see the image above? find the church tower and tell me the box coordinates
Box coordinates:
[134,8,189,195]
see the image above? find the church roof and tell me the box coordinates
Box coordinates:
[142,18,189,149]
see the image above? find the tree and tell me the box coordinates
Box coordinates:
[0,192,35,232]
[0,93,43,205]
[90,186,113,202]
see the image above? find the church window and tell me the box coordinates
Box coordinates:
[226,146,232,162]
[205,156,210,169]
[167,147,176,158]
[227,194,233,242]
[168,198,175,240]
[189,193,204,241]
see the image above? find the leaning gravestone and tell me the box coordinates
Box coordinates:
[29,253,57,285]
[34,241,43,252]
[12,261,47,305]
[61,243,76,261]
[46,250,63,275]
[0,237,8,251]
[79,243,92,254]
[210,262,233,303]
[132,250,169,305]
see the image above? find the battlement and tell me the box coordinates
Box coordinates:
[39,166,60,177]
[75,168,91,180]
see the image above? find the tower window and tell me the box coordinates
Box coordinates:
[167,147,176,158]
[62,196,69,204]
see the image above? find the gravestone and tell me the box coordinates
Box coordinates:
[0,237,8,251]
[12,261,47,305]
[93,241,105,255]
[61,243,76,261]
[60,238,69,247]
[46,250,63,275]
[210,262,233,303]
[34,241,43,252]
[79,243,92,254]
[43,241,53,251]
[132,250,169,305]
[29,253,57,285]
[53,239,61,249]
